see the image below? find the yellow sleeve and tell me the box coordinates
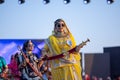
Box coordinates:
[43,42,52,56]
[44,44,49,52]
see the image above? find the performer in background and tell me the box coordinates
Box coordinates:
[8,53,21,80]
[42,19,85,80]
[18,40,43,80]
[0,56,9,80]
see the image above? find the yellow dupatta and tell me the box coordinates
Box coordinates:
[48,33,81,61]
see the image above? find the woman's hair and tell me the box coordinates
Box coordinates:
[22,40,31,51]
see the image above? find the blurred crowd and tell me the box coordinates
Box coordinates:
[83,74,120,80]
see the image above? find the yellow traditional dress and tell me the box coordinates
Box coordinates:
[44,33,82,80]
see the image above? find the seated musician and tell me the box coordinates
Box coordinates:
[18,40,43,80]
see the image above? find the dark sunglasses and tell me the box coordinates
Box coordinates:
[57,23,65,28]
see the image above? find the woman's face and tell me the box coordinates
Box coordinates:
[26,41,34,51]
[54,21,68,36]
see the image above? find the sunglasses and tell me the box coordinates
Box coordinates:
[57,23,65,28]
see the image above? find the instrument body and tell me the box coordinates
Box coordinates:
[42,38,90,60]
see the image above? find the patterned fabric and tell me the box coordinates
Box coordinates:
[26,53,39,77]
[0,56,7,73]
[8,57,21,80]
[18,52,42,80]
[44,33,82,80]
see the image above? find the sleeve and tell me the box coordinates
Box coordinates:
[42,44,49,56]
[42,40,53,56]
[1,57,7,68]
[18,53,23,63]
[44,44,49,52]
[33,54,38,62]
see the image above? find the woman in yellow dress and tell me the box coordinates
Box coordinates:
[42,19,82,80]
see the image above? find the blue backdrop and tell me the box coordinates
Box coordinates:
[0,39,45,64]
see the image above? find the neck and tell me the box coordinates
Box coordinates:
[54,32,68,38]
[26,51,32,54]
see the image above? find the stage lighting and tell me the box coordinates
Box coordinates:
[0,0,4,4]
[83,0,90,4]
[18,0,25,4]
[43,0,50,4]
[107,0,114,4]
[63,0,70,4]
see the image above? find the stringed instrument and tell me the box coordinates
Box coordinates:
[17,46,43,79]
[42,38,90,61]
